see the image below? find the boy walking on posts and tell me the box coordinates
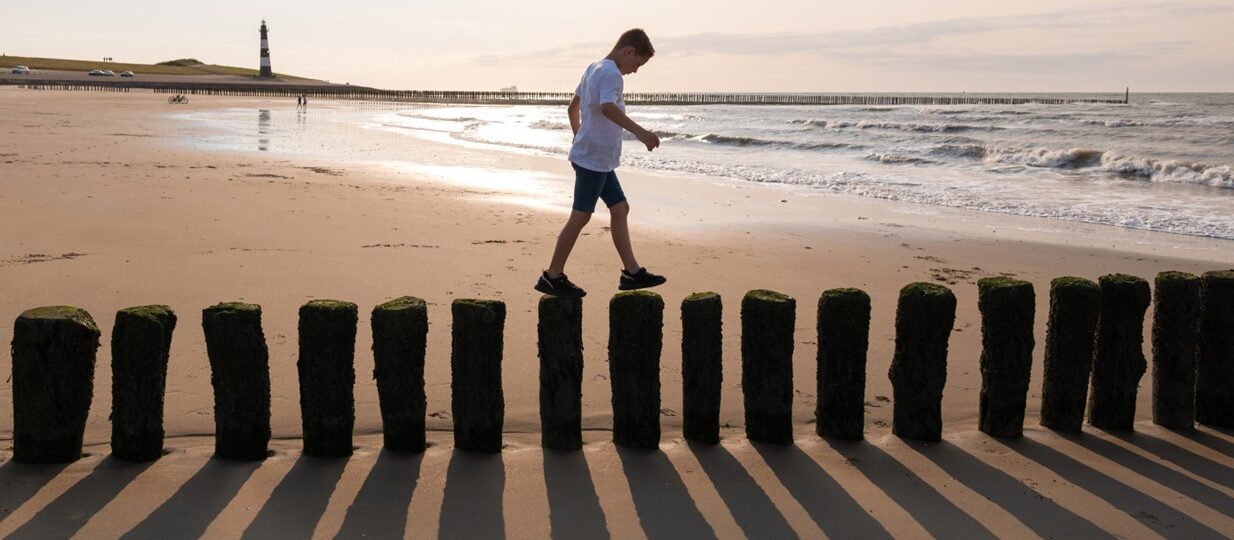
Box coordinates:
[535,28,666,298]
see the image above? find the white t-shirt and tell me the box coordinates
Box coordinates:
[568,59,625,172]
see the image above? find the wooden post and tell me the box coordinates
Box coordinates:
[12,306,100,463]
[1088,274,1151,431]
[742,290,796,444]
[298,300,358,458]
[451,299,506,453]
[977,278,1035,438]
[889,283,955,441]
[1152,272,1200,429]
[202,302,271,460]
[1196,270,1234,428]
[609,291,663,449]
[1040,277,1101,432]
[538,295,584,451]
[816,288,870,440]
[371,296,429,453]
[682,292,722,444]
[111,305,177,462]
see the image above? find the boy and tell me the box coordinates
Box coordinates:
[535,28,666,298]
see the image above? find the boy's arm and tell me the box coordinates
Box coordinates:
[601,103,660,151]
[567,95,581,136]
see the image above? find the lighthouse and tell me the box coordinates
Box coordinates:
[259,19,272,78]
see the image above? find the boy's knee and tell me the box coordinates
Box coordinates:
[568,210,593,227]
[610,201,630,217]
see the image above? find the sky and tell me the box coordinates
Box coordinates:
[4,0,1232,92]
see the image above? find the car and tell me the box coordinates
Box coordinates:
[101,70,116,77]
[88,69,105,76]
[11,65,30,74]
[119,71,134,77]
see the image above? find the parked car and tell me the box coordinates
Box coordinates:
[11,65,30,74]
[101,70,116,77]
[119,71,134,77]
[88,69,105,76]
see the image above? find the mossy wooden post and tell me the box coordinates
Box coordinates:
[12,306,100,464]
[111,305,176,462]
[1196,270,1234,428]
[1088,274,1151,431]
[371,296,428,453]
[1152,272,1200,430]
[742,290,796,444]
[1040,277,1101,432]
[539,295,583,451]
[202,302,271,460]
[816,288,871,440]
[609,291,663,449]
[682,292,722,444]
[298,300,358,458]
[889,283,955,441]
[451,299,505,453]
[977,278,1036,438]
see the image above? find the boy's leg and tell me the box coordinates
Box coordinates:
[547,210,591,277]
[608,201,641,273]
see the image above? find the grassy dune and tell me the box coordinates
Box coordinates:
[0,55,308,79]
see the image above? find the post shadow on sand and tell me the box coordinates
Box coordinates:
[1000,435,1226,538]
[0,461,68,523]
[543,449,609,540]
[438,450,505,539]
[1182,428,1234,459]
[1076,431,1234,518]
[123,457,260,540]
[335,449,423,540]
[615,446,716,540]
[8,457,150,540]
[899,439,1108,538]
[241,454,348,540]
[821,440,991,540]
[686,441,795,540]
[752,442,891,539]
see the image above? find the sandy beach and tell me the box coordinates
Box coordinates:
[2,87,1233,538]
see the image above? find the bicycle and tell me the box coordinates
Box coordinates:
[167,95,188,104]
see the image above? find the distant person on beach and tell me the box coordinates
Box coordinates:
[297,95,303,108]
[535,28,664,297]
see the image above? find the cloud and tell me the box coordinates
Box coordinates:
[471,1,1224,67]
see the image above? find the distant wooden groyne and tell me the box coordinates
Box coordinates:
[4,79,1129,106]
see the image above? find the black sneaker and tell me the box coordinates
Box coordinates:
[535,271,587,297]
[619,267,667,290]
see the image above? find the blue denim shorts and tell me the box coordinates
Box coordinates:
[571,162,627,213]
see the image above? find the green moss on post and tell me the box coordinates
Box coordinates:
[1088,274,1151,431]
[889,283,955,441]
[1040,277,1101,433]
[682,292,722,444]
[977,278,1036,438]
[12,306,100,464]
[609,291,663,449]
[1197,270,1234,428]
[202,302,271,461]
[1152,272,1200,430]
[111,305,177,462]
[539,295,584,451]
[816,288,871,440]
[371,296,428,453]
[451,299,506,453]
[298,300,358,458]
[741,290,795,445]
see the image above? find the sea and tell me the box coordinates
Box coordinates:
[181,93,1234,240]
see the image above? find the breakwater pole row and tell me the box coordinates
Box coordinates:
[9,271,1233,463]
[5,80,1128,106]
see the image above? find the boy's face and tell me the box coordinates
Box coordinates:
[615,47,650,75]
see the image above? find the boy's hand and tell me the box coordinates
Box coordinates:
[638,129,661,152]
